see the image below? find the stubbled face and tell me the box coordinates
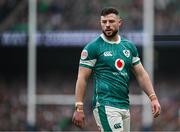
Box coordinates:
[100,13,122,38]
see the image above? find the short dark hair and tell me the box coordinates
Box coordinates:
[101,7,119,16]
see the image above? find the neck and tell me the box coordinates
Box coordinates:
[104,34,119,42]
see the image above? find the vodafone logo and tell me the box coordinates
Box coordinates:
[115,59,124,71]
[81,50,88,60]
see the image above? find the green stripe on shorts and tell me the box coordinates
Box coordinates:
[98,106,112,131]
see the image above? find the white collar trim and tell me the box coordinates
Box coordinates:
[100,34,121,44]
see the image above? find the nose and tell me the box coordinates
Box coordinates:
[105,21,110,27]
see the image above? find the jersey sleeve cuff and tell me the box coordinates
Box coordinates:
[133,60,141,66]
[79,64,94,69]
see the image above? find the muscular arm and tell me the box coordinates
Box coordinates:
[132,63,161,118]
[132,63,155,96]
[72,66,92,128]
[75,66,92,103]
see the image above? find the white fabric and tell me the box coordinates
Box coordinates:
[93,107,104,131]
[132,56,140,64]
[100,34,121,44]
[80,59,97,67]
[93,106,130,132]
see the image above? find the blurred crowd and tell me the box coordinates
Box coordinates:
[0,72,179,131]
[0,0,180,131]
[0,0,180,34]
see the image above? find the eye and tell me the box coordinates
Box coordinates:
[101,20,107,24]
[109,20,115,23]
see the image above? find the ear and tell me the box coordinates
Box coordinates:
[119,19,123,27]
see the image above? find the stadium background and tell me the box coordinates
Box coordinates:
[0,0,180,131]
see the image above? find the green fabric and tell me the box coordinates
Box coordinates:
[98,106,112,131]
[80,34,140,110]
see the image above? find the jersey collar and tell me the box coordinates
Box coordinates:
[100,34,121,44]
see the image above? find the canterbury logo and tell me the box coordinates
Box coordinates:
[114,123,121,129]
[103,51,112,56]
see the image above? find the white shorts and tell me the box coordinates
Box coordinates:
[93,105,130,132]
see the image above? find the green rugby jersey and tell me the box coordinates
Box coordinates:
[79,34,140,109]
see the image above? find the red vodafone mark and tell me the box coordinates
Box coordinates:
[117,59,123,67]
[115,59,124,71]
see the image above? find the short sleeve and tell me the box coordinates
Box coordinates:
[130,43,140,66]
[79,43,97,69]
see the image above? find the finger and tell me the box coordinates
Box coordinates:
[73,118,80,127]
[158,105,161,113]
[153,106,161,118]
[152,103,156,114]
[154,112,160,118]
[152,106,157,116]
[75,123,80,128]
[72,117,76,124]
[152,106,155,114]
[81,120,85,128]
[78,122,83,128]
[74,120,84,128]
[72,113,77,123]
[77,119,85,128]
[72,116,75,123]
[154,104,159,114]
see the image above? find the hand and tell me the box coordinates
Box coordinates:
[72,110,85,128]
[151,99,161,118]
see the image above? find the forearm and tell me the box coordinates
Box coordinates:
[73,77,87,128]
[75,77,87,103]
[137,70,156,98]
[138,70,161,118]
[72,67,91,128]
[74,66,92,111]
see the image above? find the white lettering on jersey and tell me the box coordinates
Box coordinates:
[112,72,128,77]
[103,51,112,56]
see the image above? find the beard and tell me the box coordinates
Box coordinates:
[103,29,118,38]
